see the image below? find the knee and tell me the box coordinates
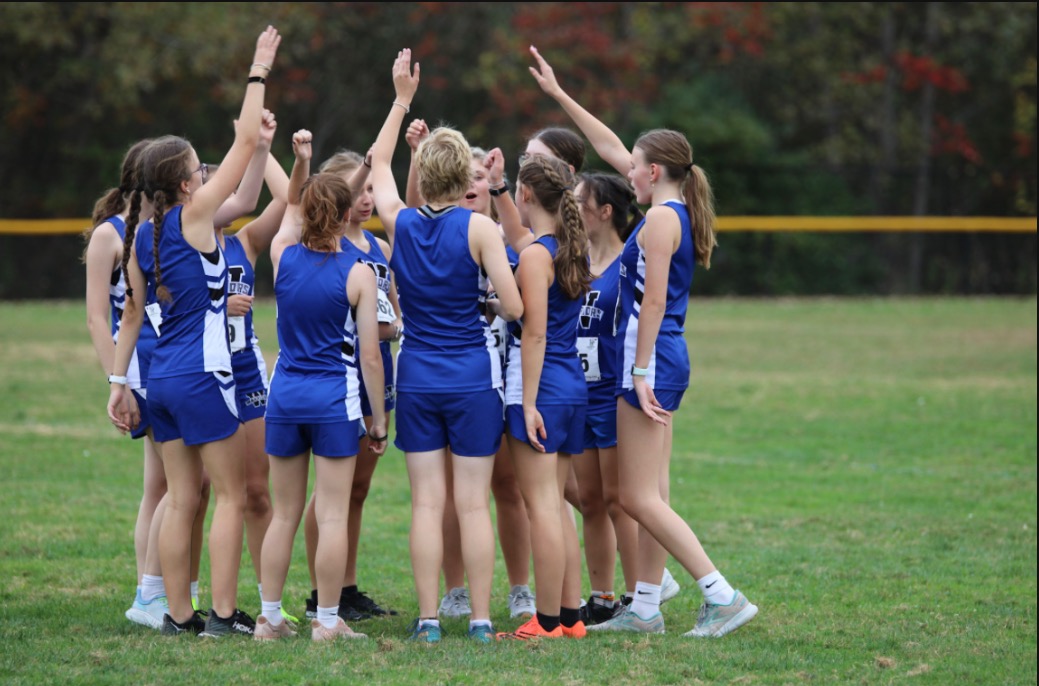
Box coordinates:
[579,490,607,520]
[618,491,651,522]
[350,479,371,508]
[245,481,271,517]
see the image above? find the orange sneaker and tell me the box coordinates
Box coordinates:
[496,615,564,640]
[561,619,587,638]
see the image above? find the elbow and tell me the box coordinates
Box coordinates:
[503,301,524,322]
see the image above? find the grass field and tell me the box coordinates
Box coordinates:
[0,297,1035,685]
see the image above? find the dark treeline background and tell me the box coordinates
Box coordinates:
[1,2,1035,299]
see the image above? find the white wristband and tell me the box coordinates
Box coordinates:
[630,365,650,378]
[108,374,128,385]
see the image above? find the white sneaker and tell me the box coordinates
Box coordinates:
[125,590,168,630]
[660,568,681,604]
[438,587,471,618]
[506,584,536,619]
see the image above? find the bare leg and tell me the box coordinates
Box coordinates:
[260,453,310,608]
[406,449,448,618]
[197,429,247,619]
[508,436,563,616]
[451,451,495,621]
[190,471,210,591]
[313,454,357,610]
[134,434,166,583]
[558,454,583,610]
[599,444,639,594]
[441,457,465,591]
[491,438,531,586]
[303,492,318,592]
[345,414,386,587]
[572,448,616,596]
[617,400,715,583]
[242,416,272,585]
[158,439,204,623]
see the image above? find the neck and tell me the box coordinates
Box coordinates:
[588,229,622,266]
[343,222,365,242]
[651,181,683,206]
[527,208,557,238]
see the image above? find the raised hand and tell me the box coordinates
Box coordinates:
[253,25,281,71]
[392,48,420,106]
[258,109,277,146]
[528,45,564,99]
[405,119,429,152]
[292,129,313,162]
[484,147,506,186]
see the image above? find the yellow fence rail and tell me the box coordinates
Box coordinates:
[0,216,1035,235]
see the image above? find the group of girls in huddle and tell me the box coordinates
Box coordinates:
[86,29,757,643]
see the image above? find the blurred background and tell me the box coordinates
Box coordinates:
[0,2,1035,299]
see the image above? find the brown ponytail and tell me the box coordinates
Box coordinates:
[151,191,170,303]
[120,189,143,302]
[518,155,591,300]
[82,138,153,262]
[634,129,718,268]
[300,174,353,253]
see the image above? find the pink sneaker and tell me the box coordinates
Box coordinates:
[254,615,297,641]
[311,617,368,641]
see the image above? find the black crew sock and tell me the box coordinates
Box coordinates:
[536,611,560,632]
[560,607,580,628]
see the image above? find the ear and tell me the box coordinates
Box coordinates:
[649,163,660,184]
[600,203,613,222]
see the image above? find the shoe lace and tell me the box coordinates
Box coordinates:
[695,602,710,624]
[511,588,534,604]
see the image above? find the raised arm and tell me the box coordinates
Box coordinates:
[182,26,280,248]
[347,147,374,198]
[529,46,631,175]
[485,147,535,253]
[371,49,420,246]
[270,130,313,275]
[404,119,429,208]
[240,127,310,261]
[214,109,277,228]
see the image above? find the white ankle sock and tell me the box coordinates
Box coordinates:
[141,575,165,602]
[630,581,662,618]
[697,571,736,605]
[317,605,339,629]
[469,619,491,629]
[261,599,284,626]
[190,580,199,605]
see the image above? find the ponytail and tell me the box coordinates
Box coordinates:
[685,165,717,269]
[151,191,171,303]
[120,190,143,302]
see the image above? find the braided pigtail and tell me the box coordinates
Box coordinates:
[152,191,171,303]
[119,189,143,301]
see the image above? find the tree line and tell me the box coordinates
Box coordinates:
[0,2,1035,298]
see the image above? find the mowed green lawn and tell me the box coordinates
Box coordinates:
[0,297,1035,686]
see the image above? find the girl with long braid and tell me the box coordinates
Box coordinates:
[495,153,591,640]
[530,46,758,637]
[106,25,281,637]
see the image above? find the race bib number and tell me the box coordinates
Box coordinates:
[145,302,163,336]
[577,336,601,382]
[228,315,246,353]
[376,288,395,324]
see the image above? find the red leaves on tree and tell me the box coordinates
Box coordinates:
[895,51,969,94]
[932,114,981,163]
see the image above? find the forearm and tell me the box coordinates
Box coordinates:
[87,319,117,375]
[359,350,386,428]
[634,301,665,368]
[493,191,534,253]
[552,89,630,175]
[112,304,144,377]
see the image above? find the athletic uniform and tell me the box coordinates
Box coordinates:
[222,234,269,423]
[616,200,694,411]
[390,205,503,457]
[505,236,588,454]
[266,245,363,459]
[578,255,621,449]
[110,216,157,439]
[341,231,396,418]
[492,244,521,380]
[139,206,240,445]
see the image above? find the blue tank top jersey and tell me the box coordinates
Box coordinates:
[106,216,129,338]
[505,236,587,407]
[141,206,232,380]
[617,200,694,393]
[221,234,260,356]
[341,231,393,387]
[390,206,501,393]
[267,245,362,423]
[578,256,622,414]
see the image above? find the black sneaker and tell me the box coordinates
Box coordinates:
[161,611,206,636]
[344,589,398,617]
[579,595,618,626]
[305,591,318,621]
[199,608,256,637]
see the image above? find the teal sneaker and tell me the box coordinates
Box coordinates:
[683,590,758,638]
[467,623,495,644]
[125,590,168,630]
[407,619,442,643]
[584,604,665,634]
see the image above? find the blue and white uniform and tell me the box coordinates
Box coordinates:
[391,205,503,457]
[577,255,621,449]
[492,244,521,377]
[341,231,396,417]
[222,234,269,423]
[616,200,694,411]
[266,245,363,459]
[139,206,240,445]
[505,236,588,454]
